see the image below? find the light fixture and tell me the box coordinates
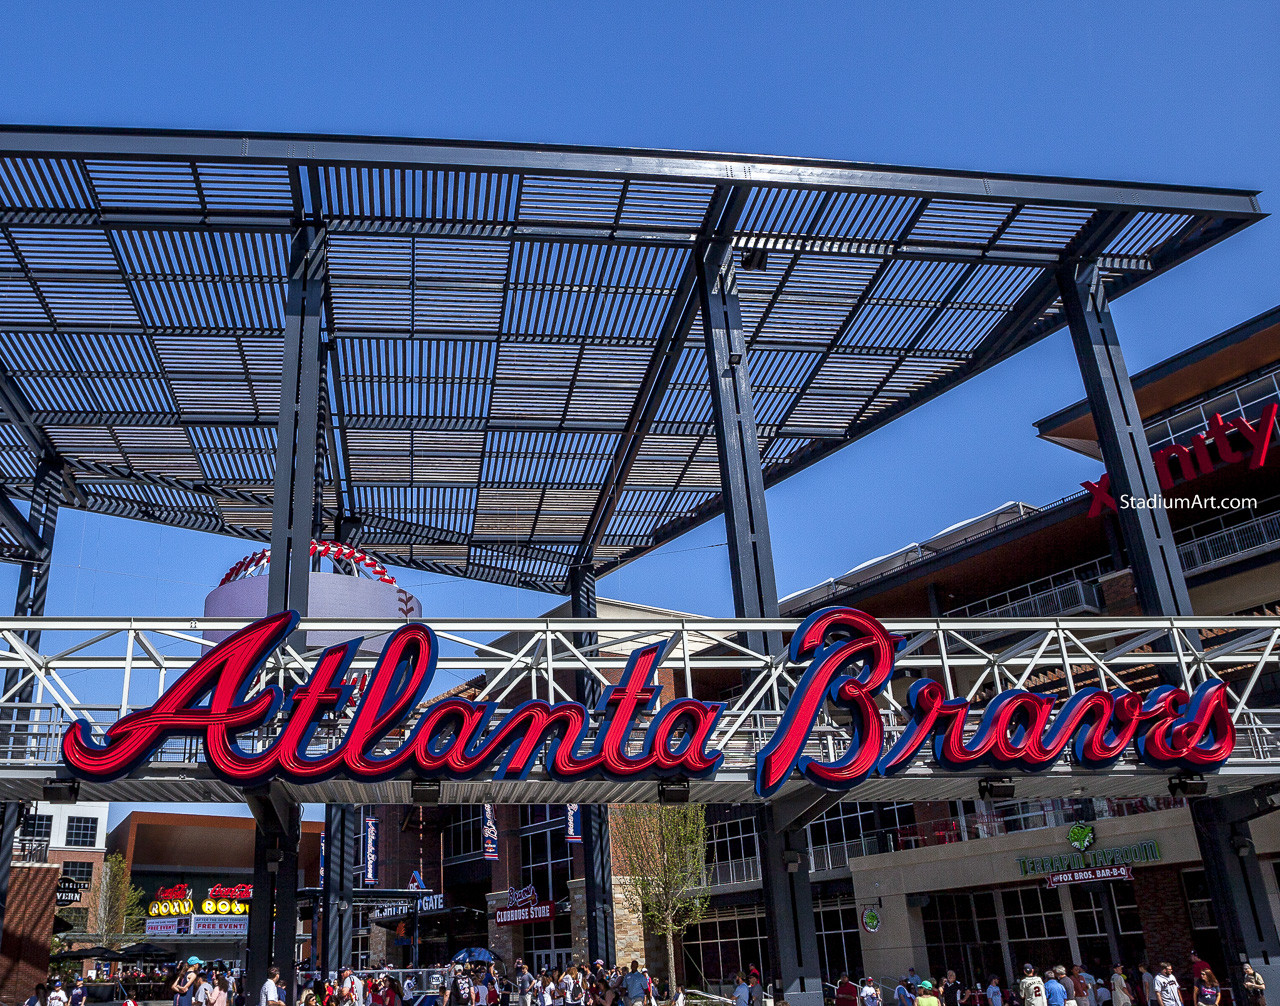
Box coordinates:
[42,778,80,804]
[1169,775,1208,797]
[741,248,768,272]
[782,850,803,874]
[978,777,1015,800]
[658,779,690,804]
[412,780,441,805]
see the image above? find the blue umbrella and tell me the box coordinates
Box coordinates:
[451,948,495,964]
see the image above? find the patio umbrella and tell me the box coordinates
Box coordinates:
[450,948,495,964]
[52,946,126,962]
[118,943,171,960]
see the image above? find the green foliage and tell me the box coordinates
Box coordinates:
[610,803,710,984]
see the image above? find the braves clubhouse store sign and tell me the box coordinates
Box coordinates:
[62,608,1235,795]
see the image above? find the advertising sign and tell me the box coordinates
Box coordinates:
[145,917,188,936]
[363,816,379,885]
[190,914,249,936]
[565,804,581,843]
[61,608,1236,796]
[482,805,499,861]
[55,877,88,906]
[1045,865,1134,888]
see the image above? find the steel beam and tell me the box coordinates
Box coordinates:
[697,240,783,658]
[1056,261,1193,619]
[0,127,1263,217]
[1191,794,1280,1002]
[269,225,326,615]
[569,563,615,965]
[320,804,359,978]
[756,805,823,1006]
[247,788,302,998]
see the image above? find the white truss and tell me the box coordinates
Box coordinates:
[2,614,1280,806]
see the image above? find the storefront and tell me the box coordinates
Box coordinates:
[847,802,1280,985]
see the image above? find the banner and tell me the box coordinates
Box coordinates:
[565,804,581,843]
[190,914,249,936]
[319,830,325,885]
[482,804,499,861]
[363,816,379,885]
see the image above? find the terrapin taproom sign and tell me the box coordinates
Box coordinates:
[61,608,1236,795]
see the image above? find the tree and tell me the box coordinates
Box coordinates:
[93,852,147,948]
[609,803,709,987]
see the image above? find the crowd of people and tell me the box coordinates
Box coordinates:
[831,954,1268,1006]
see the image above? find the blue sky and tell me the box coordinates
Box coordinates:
[0,3,1277,822]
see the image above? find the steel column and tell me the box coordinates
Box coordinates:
[699,245,815,1003]
[697,241,783,658]
[756,805,823,1006]
[247,792,302,997]
[1191,794,1280,1000]
[269,226,326,615]
[320,804,358,978]
[570,563,614,965]
[1056,262,1193,618]
[0,460,59,943]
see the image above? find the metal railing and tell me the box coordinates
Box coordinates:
[13,837,49,862]
[700,857,762,888]
[1180,511,1280,574]
[953,578,1104,619]
[2,613,1280,803]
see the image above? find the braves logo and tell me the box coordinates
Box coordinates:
[60,607,1235,795]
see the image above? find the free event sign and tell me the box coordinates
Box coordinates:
[190,914,249,936]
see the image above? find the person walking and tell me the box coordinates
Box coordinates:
[1137,968,1154,1006]
[1109,966,1131,1006]
[622,966,648,1006]
[1020,967,1048,1006]
[733,976,750,1006]
[1069,968,1089,1006]
[1244,965,1267,1006]
[1045,970,1068,1006]
[49,980,68,1006]
[894,977,916,1006]
[261,967,285,1006]
[519,966,535,1006]
[861,978,881,1006]
[915,982,941,1006]
[836,975,859,1006]
[1153,965,1179,1006]
[1194,971,1220,1006]
[986,977,1002,1006]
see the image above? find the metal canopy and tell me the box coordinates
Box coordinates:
[0,126,1264,591]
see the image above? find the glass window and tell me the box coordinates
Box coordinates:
[1002,885,1071,970]
[525,915,574,974]
[22,814,52,840]
[704,817,761,886]
[1182,869,1217,931]
[921,892,1002,987]
[807,802,915,865]
[520,805,573,902]
[443,806,483,861]
[62,861,94,884]
[65,816,99,847]
[682,907,768,996]
[814,898,863,984]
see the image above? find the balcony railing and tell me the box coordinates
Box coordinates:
[807,797,1186,866]
[953,578,1104,619]
[13,837,49,862]
[1179,511,1280,575]
[700,857,762,888]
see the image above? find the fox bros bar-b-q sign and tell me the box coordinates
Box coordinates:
[61,608,1235,796]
